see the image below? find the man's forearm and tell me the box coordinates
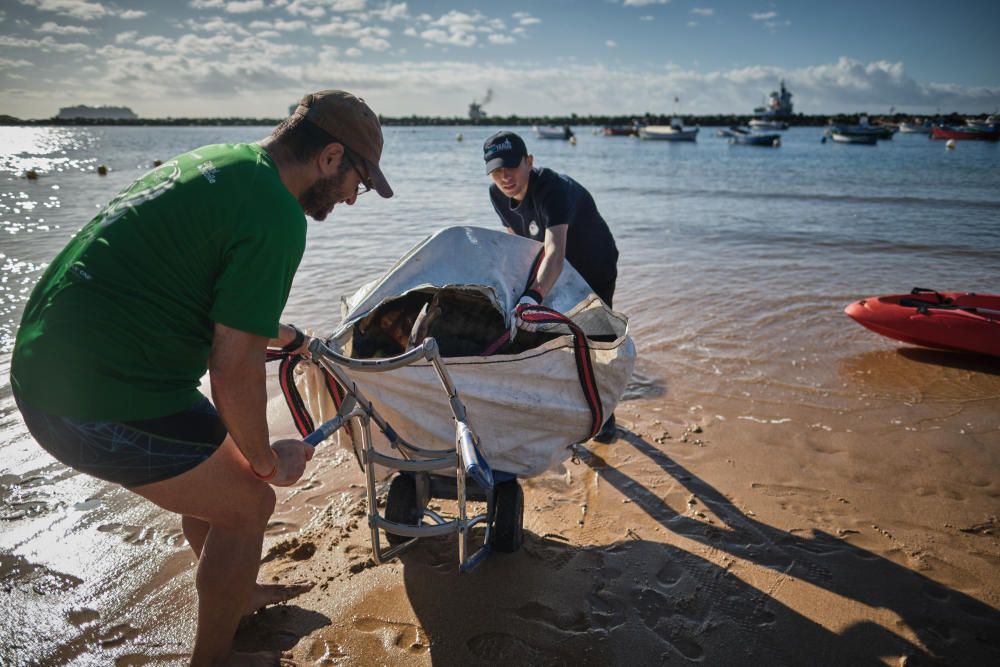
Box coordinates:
[530,254,564,299]
[209,327,276,476]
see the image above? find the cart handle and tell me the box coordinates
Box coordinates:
[303,415,345,446]
[457,421,493,490]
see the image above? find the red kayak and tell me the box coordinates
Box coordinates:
[931,126,1000,141]
[845,288,1000,357]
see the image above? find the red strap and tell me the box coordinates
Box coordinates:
[514,305,604,439]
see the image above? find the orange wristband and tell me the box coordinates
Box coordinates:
[252,458,278,481]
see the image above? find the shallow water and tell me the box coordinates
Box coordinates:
[1,125,999,663]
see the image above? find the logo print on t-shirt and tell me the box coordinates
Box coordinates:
[528,220,539,236]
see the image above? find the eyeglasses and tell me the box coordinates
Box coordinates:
[341,146,373,197]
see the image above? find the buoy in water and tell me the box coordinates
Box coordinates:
[25,169,39,180]
[772,138,781,147]
[97,165,108,175]
[456,133,463,142]
[945,139,956,150]
[569,136,577,146]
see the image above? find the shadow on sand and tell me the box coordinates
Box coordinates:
[395,431,999,666]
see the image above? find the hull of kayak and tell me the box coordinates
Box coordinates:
[844,290,1000,357]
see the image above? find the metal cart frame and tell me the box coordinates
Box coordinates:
[302,336,520,572]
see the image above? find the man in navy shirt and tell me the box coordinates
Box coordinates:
[484,130,620,443]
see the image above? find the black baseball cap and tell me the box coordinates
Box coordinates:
[483,131,528,174]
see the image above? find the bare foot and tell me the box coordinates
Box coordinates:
[220,649,297,666]
[244,581,315,616]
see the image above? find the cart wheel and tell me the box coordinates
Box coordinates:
[491,480,524,553]
[385,474,421,545]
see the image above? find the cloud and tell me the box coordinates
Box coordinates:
[359,35,390,51]
[622,0,671,6]
[331,0,366,11]
[419,27,475,47]
[119,9,146,19]
[372,2,407,21]
[184,17,251,35]
[606,40,617,48]
[0,57,34,68]
[190,0,225,9]
[751,11,777,21]
[249,18,307,31]
[640,15,654,21]
[225,0,265,13]
[512,11,540,25]
[345,46,361,57]
[285,0,325,18]
[0,34,89,51]
[488,34,515,45]
[20,0,108,21]
[691,8,714,16]
[35,20,92,34]
[687,21,698,27]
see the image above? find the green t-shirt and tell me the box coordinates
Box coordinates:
[11,143,306,421]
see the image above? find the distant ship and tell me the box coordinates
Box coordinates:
[749,81,793,130]
[56,105,137,120]
[469,89,493,122]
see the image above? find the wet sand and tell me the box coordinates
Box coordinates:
[3,349,1000,666]
[232,370,1000,667]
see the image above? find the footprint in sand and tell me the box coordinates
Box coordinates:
[354,617,429,655]
[307,636,349,664]
[1,553,82,594]
[522,540,575,570]
[466,632,569,665]
[586,583,627,630]
[515,601,590,633]
[656,560,686,587]
[630,587,705,662]
[97,623,139,648]
[66,607,100,627]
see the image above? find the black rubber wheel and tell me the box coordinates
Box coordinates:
[385,474,421,545]
[491,480,524,553]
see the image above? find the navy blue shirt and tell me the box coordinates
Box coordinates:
[489,167,618,294]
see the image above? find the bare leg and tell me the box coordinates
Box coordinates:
[132,437,296,666]
[183,515,209,557]
[183,514,313,616]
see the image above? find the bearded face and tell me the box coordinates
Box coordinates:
[298,161,355,221]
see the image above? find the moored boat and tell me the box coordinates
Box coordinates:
[638,117,698,141]
[845,289,1000,357]
[534,125,574,140]
[720,127,780,146]
[602,125,636,136]
[749,118,788,131]
[898,120,933,134]
[931,126,1000,141]
[827,116,895,140]
[830,131,878,145]
[964,114,997,131]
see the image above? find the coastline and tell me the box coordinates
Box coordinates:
[2,125,998,665]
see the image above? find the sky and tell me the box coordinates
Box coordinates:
[1,0,998,119]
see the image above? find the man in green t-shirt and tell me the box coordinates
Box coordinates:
[10,89,393,666]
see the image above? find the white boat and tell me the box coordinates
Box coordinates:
[534,125,574,140]
[830,131,878,145]
[638,117,698,141]
[749,80,793,130]
[964,115,997,131]
[898,120,932,134]
[749,118,788,131]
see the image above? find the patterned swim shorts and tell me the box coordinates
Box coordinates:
[15,394,228,488]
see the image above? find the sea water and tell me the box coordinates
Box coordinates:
[1,125,999,663]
